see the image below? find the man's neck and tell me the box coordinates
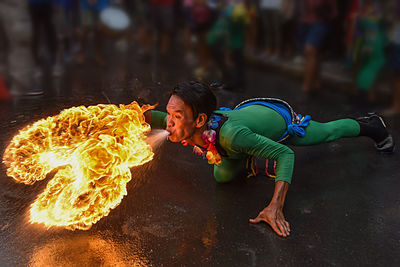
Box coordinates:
[188,125,207,147]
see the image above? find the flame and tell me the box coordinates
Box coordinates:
[3,102,155,230]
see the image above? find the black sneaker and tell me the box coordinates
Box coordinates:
[356,113,395,153]
[375,135,395,153]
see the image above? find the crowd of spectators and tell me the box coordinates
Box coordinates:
[0,0,399,115]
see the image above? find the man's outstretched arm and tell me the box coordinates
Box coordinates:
[144,110,167,129]
[225,127,294,237]
[249,181,290,237]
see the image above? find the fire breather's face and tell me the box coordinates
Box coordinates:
[166,95,197,143]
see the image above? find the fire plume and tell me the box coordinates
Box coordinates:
[3,102,154,230]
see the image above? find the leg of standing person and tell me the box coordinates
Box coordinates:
[390,74,400,114]
[355,54,385,103]
[260,9,273,57]
[134,1,152,60]
[303,44,318,92]
[271,9,282,58]
[302,22,327,93]
[282,18,295,58]
[245,5,258,55]
[195,29,211,79]
[231,48,245,90]
[28,3,42,68]
[76,8,90,64]
[210,45,230,86]
[93,10,105,67]
[383,70,400,116]
[159,5,174,56]
[1,0,41,96]
[41,2,58,73]
[148,4,160,57]
[182,5,195,63]
[43,3,57,65]
[53,3,73,68]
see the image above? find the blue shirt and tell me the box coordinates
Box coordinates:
[81,0,108,11]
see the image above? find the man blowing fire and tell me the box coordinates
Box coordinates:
[144,81,395,237]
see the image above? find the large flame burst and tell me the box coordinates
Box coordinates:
[3,102,154,230]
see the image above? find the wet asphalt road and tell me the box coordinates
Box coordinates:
[0,41,399,266]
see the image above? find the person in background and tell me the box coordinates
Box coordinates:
[351,0,387,105]
[244,0,259,56]
[207,0,249,90]
[192,0,214,80]
[382,0,400,116]
[298,0,337,94]
[259,0,283,60]
[280,0,297,59]
[124,0,152,61]
[149,0,176,58]
[53,0,80,67]
[344,0,361,69]
[182,0,196,65]
[0,0,43,96]
[76,0,109,66]
[28,0,58,76]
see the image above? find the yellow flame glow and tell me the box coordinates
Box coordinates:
[3,102,154,230]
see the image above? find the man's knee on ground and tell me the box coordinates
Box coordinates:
[213,166,237,183]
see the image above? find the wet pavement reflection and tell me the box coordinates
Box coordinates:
[29,234,147,267]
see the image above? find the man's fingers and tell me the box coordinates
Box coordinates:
[249,211,290,237]
[280,219,290,235]
[268,219,283,236]
[249,216,263,224]
[276,220,288,237]
[249,215,283,236]
[284,220,291,232]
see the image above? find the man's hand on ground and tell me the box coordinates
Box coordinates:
[249,204,291,237]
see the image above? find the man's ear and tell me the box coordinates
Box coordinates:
[195,113,208,128]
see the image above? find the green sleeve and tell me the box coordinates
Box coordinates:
[150,110,167,129]
[221,126,295,184]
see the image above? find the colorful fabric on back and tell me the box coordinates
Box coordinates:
[232,98,311,141]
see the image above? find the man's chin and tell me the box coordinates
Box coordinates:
[167,135,181,143]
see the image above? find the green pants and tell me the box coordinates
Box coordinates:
[213,119,360,183]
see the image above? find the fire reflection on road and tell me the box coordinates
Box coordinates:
[29,234,150,267]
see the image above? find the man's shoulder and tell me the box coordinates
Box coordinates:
[218,119,248,142]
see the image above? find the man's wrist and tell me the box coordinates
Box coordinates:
[267,200,283,209]
[269,181,289,208]
[144,110,152,124]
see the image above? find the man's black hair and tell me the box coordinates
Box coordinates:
[169,81,217,119]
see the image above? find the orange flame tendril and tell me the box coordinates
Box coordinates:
[3,102,155,230]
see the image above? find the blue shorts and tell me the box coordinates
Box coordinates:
[298,22,328,49]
